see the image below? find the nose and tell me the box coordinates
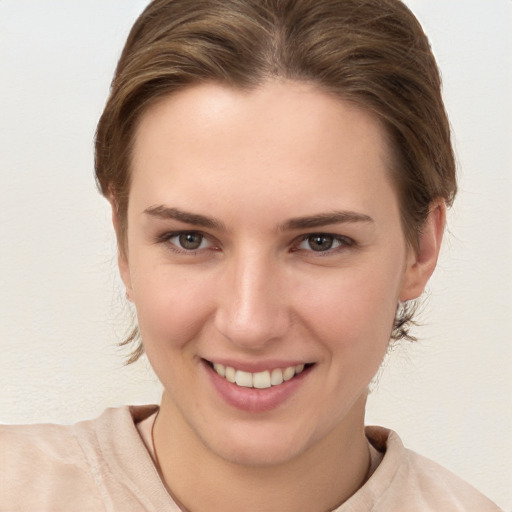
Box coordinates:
[214,251,291,351]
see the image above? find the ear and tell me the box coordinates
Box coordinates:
[400,198,446,301]
[109,198,133,301]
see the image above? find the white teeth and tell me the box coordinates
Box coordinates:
[283,366,295,381]
[235,370,253,388]
[270,368,284,386]
[213,363,225,377]
[253,370,271,389]
[225,366,236,383]
[211,362,307,388]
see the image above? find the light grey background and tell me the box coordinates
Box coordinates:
[1,1,511,509]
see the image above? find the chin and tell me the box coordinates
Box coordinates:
[212,437,305,467]
[198,417,320,468]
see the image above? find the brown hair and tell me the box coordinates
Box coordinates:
[95,0,456,362]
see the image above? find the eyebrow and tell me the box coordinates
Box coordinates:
[144,205,226,230]
[280,211,374,230]
[144,205,373,231]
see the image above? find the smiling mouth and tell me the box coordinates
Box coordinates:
[205,361,314,389]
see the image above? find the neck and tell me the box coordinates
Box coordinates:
[153,392,370,512]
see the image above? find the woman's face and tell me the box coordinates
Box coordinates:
[120,81,431,466]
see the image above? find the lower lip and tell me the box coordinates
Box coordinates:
[203,361,312,413]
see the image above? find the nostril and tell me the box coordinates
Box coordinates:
[214,307,292,350]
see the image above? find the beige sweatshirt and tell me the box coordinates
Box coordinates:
[0,405,502,511]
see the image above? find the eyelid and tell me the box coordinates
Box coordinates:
[293,232,356,253]
[155,230,355,256]
[156,230,218,254]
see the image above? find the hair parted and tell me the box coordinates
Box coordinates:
[95,0,456,363]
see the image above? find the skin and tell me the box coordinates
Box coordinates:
[115,80,445,511]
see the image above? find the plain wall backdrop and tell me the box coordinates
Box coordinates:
[0,1,511,509]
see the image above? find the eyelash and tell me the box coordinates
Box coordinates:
[156,231,356,256]
[157,231,216,255]
[294,233,355,255]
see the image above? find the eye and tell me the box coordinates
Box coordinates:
[296,233,353,253]
[162,231,212,252]
[177,232,206,250]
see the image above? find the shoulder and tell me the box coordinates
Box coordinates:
[0,405,161,512]
[1,411,108,511]
[357,426,503,512]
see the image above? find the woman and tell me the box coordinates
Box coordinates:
[0,0,504,510]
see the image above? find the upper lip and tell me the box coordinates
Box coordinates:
[202,358,313,373]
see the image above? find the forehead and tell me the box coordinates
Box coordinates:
[134,80,389,156]
[130,80,397,221]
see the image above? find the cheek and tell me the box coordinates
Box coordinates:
[131,264,216,351]
[297,260,403,354]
